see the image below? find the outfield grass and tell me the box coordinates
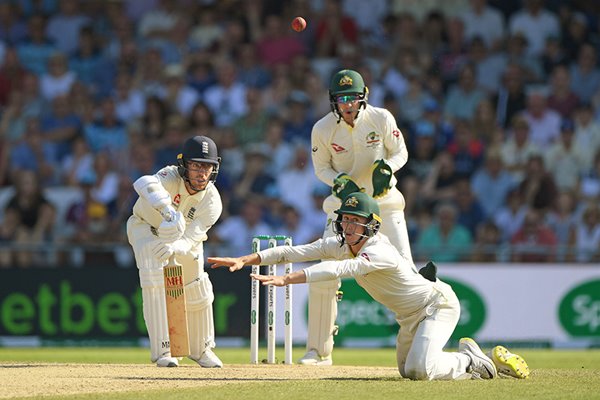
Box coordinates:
[1,347,599,400]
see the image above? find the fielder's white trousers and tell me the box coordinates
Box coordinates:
[396,280,471,380]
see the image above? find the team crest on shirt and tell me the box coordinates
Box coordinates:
[366,131,381,148]
[360,252,370,261]
[331,143,347,153]
[187,207,196,219]
[173,194,181,205]
[158,171,168,177]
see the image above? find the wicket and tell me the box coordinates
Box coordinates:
[251,235,293,364]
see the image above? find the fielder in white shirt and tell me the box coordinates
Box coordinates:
[127,135,223,368]
[306,69,412,365]
[209,192,530,380]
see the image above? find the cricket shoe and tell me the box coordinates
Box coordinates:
[488,346,530,379]
[156,356,179,367]
[298,349,332,366]
[190,349,223,368]
[459,338,497,379]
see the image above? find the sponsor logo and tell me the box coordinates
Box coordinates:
[360,253,370,261]
[392,129,400,138]
[312,146,318,152]
[158,171,168,177]
[331,143,346,153]
[559,279,600,337]
[173,194,181,205]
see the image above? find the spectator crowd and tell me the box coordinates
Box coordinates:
[1,0,600,267]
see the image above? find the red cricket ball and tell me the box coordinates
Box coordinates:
[292,16,306,32]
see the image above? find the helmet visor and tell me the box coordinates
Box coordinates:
[335,94,362,104]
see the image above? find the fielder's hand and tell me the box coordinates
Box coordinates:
[332,173,363,200]
[207,257,245,272]
[371,159,393,199]
[251,273,286,287]
[157,211,185,240]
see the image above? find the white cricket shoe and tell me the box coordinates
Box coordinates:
[459,337,497,379]
[488,346,530,379]
[190,349,223,368]
[156,356,179,367]
[298,349,332,366]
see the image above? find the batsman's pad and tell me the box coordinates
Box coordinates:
[139,268,171,362]
[306,279,341,357]
[185,273,216,359]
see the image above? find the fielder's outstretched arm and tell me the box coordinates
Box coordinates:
[251,270,307,287]
[208,253,262,272]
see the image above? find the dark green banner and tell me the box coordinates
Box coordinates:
[0,267,251,340]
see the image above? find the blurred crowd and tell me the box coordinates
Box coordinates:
[1,0,600,268]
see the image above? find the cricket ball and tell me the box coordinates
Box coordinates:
[291,16,306,32]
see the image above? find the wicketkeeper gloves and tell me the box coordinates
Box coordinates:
[332,173,363,200]
[371,159,393,199]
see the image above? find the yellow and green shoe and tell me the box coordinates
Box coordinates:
[490,346,530,379]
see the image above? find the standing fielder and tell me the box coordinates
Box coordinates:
[208,192,530,380]
[127,135,223,368]
[305,69,412,364]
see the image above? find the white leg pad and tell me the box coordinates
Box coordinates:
[306,279,340,357]
[139,268,171,362]
[185,272,215,359]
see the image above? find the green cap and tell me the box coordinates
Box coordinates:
[334,192,381,221]
[329,69,366,96]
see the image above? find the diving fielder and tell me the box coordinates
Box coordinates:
[306,69,412,365]
[209,192,530,380]
[127,135,223,368]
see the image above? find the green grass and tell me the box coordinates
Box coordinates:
[1,347,600,400]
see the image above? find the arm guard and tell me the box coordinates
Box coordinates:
[133,175,172,213]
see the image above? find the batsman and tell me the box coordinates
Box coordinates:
[306,69,412,365]
[127,135,223,368]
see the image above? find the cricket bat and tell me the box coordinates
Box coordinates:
[164,255,190,357]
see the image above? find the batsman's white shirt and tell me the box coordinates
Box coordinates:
[258,235,452,319]
[311,104,409,215]
[130,166,222,252]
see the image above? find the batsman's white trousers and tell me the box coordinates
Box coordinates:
[397,280,471,380]
[305,207,413,357]
[127,216,215,362]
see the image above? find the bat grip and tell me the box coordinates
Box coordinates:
[168,254,176,264]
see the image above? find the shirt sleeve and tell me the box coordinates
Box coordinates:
[311,121,339,186]
[381,108,408,172]
[258,237,347,265]
[303,256,380,282]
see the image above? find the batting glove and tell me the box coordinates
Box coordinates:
[371,159,393,199]
[157,211,185,241]
[151,241,174,262]
[332,173,363,200]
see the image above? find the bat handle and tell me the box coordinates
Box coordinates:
[168,254,176,264]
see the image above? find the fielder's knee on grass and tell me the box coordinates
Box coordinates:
[404,353,436,381]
